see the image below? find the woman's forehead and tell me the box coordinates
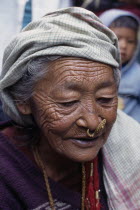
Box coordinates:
[35,57,114,92]
[46,57,113,76]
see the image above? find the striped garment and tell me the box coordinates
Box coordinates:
[103,110,140,209]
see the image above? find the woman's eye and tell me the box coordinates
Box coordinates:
[60,100,78,107]
[97,97,113,104]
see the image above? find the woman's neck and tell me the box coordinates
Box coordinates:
[38,140,82,191]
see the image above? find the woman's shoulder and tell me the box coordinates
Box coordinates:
[0,121,20,156]
[0,123,42,209]
[0,121,15,156]
[0,122,34,176]
[0,123,22,173]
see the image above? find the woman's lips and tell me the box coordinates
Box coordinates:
[69,137,100,148]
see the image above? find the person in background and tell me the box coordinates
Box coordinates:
[1,7,140,209]
[73,0,140,64]
[100,9,140,123]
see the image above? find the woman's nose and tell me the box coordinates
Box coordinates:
[76,109,100,131]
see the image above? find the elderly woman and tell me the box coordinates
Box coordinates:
[0,7,140,210]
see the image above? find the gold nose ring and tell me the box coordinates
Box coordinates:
[87,128,95,138]
[87,119,106,138]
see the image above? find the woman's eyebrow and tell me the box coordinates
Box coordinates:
[64,82,82,90]
[97,80,115,89]
[57,80,115,93]
[65,80,114,88]
[55,81,83,91]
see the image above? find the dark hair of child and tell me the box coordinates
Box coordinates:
[109,16,139,31]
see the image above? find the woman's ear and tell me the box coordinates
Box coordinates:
[16,102,32,115]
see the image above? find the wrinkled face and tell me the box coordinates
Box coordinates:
[110,27,137,65]
[20,58,118,162]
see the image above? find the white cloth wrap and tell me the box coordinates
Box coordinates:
[103,110,140,209]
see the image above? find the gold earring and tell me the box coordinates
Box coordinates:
[95,119,106,134]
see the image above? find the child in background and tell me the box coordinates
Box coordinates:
[100,9,140,122]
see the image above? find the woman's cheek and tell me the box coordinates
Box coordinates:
[45,112,77,134]
[33,102,74,134]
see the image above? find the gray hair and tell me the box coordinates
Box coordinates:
[7,56,60,104]
[6,56,120,110]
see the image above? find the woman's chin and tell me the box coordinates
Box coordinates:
[63,149,100,163]
[59,138,104,162]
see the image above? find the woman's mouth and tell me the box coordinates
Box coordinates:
[70,137,100,148]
